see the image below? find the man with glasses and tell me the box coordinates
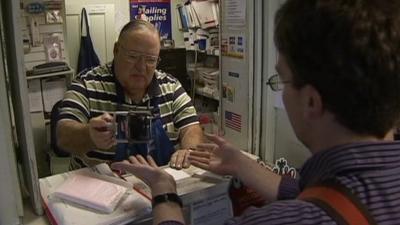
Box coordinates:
[110,0,400,224]
[57,20,203,170]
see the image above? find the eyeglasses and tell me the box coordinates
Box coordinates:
[119,44,160,67]
[265,74,291,91]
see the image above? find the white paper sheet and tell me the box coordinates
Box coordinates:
[40,164,152,225]
[28,79,43,112]
[191,1,219,29]
[41,77,66,112]
[164,168,191,180]
[54,174,128,213]
[224,0,246,28]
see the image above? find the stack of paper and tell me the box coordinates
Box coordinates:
[40,163,233,225]
[40,165,152,225]
[196,67,219,99]
[191,1,219,29]
[41,77,66,113]
[54,174,127,213]
[28,79,43,112]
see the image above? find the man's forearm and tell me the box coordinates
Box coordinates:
[180,124,204,149]
[153,203,184,225]
[56,120,95,154]
[234,154,283,202]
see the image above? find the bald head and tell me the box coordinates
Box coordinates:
[118,20,160,41]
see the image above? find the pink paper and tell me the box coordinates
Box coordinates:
[54,174,127,213]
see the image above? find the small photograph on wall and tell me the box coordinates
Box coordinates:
[43,35,62,61]
[222,83,235,103]
[46,10,63,24]
[226,85,235,103]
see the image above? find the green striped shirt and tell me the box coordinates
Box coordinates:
[59,63,199,169]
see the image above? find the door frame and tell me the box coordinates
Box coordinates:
[259,0,283,162]
[65,3,116,72]
[3,0,42,216]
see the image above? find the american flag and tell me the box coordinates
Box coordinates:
[225,111,242,132]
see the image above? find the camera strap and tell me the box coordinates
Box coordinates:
[298,179,377,225]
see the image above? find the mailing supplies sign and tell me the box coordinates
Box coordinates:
[130,0,172,40]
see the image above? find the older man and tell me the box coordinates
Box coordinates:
[57,20,203,170]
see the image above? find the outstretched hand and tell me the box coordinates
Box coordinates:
[111,155,177,196]
[188,134,244,177]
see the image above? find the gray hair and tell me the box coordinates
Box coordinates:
[118,20,159,41]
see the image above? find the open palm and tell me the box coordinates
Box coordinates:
[111,155,175,191]
[189,134,243,176]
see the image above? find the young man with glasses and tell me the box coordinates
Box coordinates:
[57,20,203,170]
[111,0,400,224]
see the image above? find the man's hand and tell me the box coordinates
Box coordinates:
[88,113,116,150]
[188,134,245,177]
[111,155,177,196]
[169,149,191,169]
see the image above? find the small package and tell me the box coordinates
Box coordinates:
[54,174,127,213]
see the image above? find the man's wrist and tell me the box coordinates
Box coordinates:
[85,124,97,150]
[150,176,177,196]
[151,184,177,196]
[232,152,251,178]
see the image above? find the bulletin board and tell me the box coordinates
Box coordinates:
[220,0,252,151]
[21,0,69,71]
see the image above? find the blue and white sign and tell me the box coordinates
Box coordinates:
[130,0,172,40]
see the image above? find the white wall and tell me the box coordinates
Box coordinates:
[260,0,310,168]
[274,109,310,169]
[64,0,184,47]
[171,0,184,47]
[65,0,129,35]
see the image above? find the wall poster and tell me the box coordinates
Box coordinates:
[130,0,172,40]
[221,35,245,59]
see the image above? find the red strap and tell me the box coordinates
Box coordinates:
[299,186,372,225]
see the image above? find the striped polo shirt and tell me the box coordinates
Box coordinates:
[58,63,199,169]
[161,141,400,225]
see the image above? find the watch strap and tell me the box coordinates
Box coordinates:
[152,193,183,208]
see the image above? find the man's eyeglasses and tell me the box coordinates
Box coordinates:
[265,74,291,91]
[119,45,160,67]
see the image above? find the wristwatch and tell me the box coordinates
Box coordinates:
[152,193,183,208]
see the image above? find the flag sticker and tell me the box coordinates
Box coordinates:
[225,111,242,132]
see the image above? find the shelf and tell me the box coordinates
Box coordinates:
[26,68,74,80]
[195,88,219,101]
[186,49,220,56]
